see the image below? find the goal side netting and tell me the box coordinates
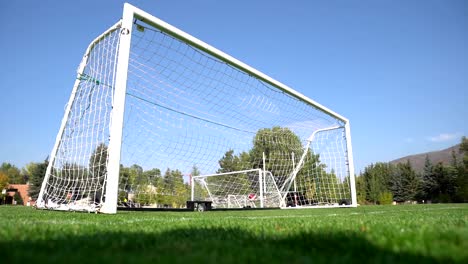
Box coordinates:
[37,4,355,213]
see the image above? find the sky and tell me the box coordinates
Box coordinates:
[0,0,467,173]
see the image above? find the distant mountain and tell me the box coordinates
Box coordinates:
[389,144,462,173]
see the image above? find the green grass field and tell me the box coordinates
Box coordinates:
[1,204,467,263]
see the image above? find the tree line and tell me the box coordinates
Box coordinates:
[5,129,463,208]
[1,126,347,207]
[0,159,48,203]
[0,126,351,207]
[357,137,468,204]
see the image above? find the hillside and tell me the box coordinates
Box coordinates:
[389,144,462,173]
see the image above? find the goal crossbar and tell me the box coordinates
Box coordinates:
[125,3,348,123]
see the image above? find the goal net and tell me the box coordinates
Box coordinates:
[37,4,356,213]
[192,169,282,208]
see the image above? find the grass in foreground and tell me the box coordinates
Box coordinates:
[0,204,467,263]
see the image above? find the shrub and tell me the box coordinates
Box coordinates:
[379,191,393,205]
[13,192,23,205]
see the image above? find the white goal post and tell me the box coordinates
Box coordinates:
[37,3,356,213]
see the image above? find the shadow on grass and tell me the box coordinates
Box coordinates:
[2,227,455,264]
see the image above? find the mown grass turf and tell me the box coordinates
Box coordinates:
[0,204,467,263]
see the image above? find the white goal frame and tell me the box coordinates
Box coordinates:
[191,169,283,209]
[37,3,356,213]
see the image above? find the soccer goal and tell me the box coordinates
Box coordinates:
[37,3,356,213]
[191,169,283,209]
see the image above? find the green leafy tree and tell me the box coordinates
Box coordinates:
[0,171,9,191]
[0,172,8,203]
[143,168,162,186]
[218,149,250,173]
[88,143,108,203]
[213,149,252,195]
[250,127,303,186]
[89,143,108,186]
[13,192,23,205]
[0,163,24,184]
[249,127,327,202]
[128,164,144,187]
[191,165,208,200]
[378,191,393,205]
[130,167,165,206]
[171,169,188,207]
[295,151,328,203]
[119,165,132,192]
[355,174,367,204]
[134,184,157,205]
[155,168,189,207]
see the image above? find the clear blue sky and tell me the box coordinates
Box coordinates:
[1,0,467,173]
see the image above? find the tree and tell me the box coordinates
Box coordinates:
[119,164,132,193]
[362,162,392,204]
[143,168,162,186]
[129,164,144,185]
[13,192,23,205]
[27,159,48,200]
[214,149,251,194]
[401,160,420,201]
[432,162,456,202]
[191,165,201,177]
[421,155,438,201]
[363,163,387,204]
[391,161,420,202]
[0,171,9,191]
[191,165,208,200]
[154,168,189,207]
[355,174,367,204]
[89,143,108,203]
[0,163,24,184]
[89,143,108,184]
[378,191,393,205]
[250,127,303,180]
[455,136,468,202]
[218,149,249,173]
[461,136,468,169]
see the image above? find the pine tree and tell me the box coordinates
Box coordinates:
[389,166,405,202]
[27,159,48,200]
[362,162,391,204]
[401,160,420,201]
[363,163,385,204]
[455,136,468,202]
[421,155,437,201]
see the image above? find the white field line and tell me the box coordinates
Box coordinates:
[17,206,464,225]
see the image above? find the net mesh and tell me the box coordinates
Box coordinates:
[38,27,120,211]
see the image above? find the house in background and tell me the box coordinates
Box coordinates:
[3,184,34,206]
